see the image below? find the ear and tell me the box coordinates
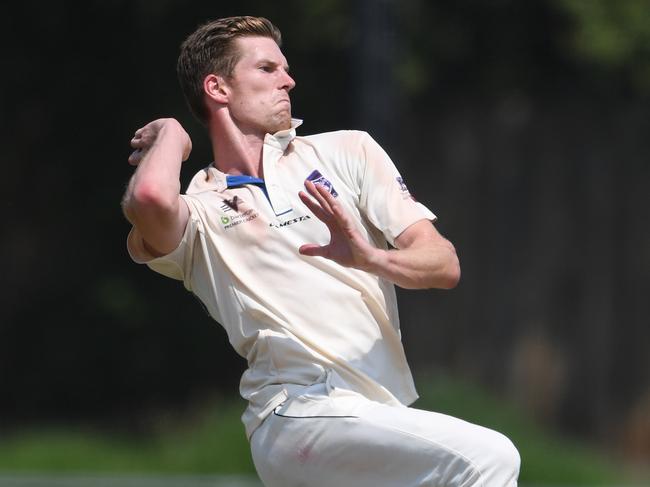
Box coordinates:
[204,74,229,105]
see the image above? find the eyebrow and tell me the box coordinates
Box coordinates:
[258,58,290,72]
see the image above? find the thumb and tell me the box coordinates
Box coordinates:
[299,244,328,257]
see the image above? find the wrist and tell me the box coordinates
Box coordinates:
[157,119,191,160]
[362,247,389,275]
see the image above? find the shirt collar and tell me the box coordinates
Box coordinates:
[186,165,228,194]
[186,118,303,195]
[264,118,303,151]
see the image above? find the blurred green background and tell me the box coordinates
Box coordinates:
[1,0,648,485]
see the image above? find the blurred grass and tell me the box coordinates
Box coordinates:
[0,374,647,485]
[0,399,256,475]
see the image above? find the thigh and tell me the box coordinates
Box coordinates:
[356,401,520,486]
[250,385,517,487]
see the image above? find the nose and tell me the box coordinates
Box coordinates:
[281,69,296,91]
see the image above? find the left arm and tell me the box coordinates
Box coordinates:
[379,219,460,289]
[299,181,460,289]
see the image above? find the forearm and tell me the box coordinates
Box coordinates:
[299,182,461,288]
[122,121,187,221]
[368,240,460,290]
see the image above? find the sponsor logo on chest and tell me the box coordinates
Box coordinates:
[218,196,259,229]
[268,214,311,229]
[220,195,241,212]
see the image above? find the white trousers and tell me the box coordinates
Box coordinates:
[250,378,520,487]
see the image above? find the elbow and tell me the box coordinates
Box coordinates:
[442,259,461,289]
[123,182,177,222]
[437,246,461,290]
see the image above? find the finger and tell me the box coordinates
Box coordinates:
[304,180,334,215]
[299,191,331,223]
[314,182,347,218]
[298,243,328,257]
[131,131,144,144]
[128,149,143,166]
[182,140,192,162]
[130,137,147,149]
[305,183,359,240]
[312,183,353,230]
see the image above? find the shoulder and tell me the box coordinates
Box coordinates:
[297,129,371,145]
[185,164,227,196]
[294,130,376,160]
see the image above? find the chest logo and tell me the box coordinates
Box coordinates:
[306,170,338,197]
[220,209,258,229]
[269,214,311,229]
[218,196,258,229]
[220,195,241,212]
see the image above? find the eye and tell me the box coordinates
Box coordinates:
[258,65,273,73]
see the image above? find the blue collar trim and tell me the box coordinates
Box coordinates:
[226,174,271,206]
[226,174,265,187]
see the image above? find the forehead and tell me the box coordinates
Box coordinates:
[234,36,288,66]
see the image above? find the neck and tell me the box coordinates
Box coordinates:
[208,111,266,178]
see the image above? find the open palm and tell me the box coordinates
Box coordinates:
[298,180,380,271]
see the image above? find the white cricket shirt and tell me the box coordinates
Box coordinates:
[127,119,437,438]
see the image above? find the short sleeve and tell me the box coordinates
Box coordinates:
[125,194,203,289]
[357,132,436,246]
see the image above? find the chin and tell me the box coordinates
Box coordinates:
[267,114,292,134]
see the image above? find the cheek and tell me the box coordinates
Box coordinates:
[233,95,255,113]
[229,85,271,116]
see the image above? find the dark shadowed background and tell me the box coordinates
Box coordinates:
[1,0,648,475]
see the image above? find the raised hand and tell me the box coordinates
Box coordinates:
[128,118,192,166]
[122,118,192,255]
[298,180,382,272]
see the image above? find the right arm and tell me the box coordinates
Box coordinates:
[121,118,192,257]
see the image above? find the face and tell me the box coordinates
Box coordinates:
[223,36,296,135]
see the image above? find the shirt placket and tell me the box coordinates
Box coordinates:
[262,138,294,217]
